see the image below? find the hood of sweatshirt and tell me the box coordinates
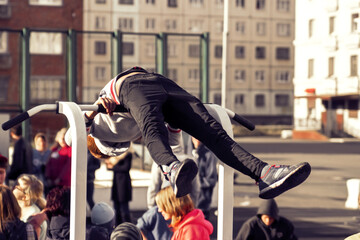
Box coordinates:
[257,199,279,220]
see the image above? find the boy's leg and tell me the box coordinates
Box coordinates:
[119,74,197,197]
[163,92,311,199]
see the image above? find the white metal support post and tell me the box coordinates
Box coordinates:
[57,102,88,240]
[205,104,234,240]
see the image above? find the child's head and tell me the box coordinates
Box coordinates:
[13,174,46,209]
[34,132,47,152]
[155,186,194,228]
[0,155,8,185]
[0,184,21,232]
[91,202,115,231]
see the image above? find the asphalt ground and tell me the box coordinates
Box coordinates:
[97,137,360,240]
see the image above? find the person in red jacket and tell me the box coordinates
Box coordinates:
[155,186,213,240]
[45,128,71,192]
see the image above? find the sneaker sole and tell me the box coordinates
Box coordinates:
[259,162,311,199]
[173,159,198,198]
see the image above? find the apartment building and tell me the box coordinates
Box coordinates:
[83,0,295,125]
[0,0,83,137]
[294,0,360,138]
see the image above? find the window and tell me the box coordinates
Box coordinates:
[168,43,177,57]
[277,23,290,37]
[146,0,155,4]
[351,13,359,32]
[30,76,63,103]
[236,0,245,8]
[119,0,133,4]
[350,55,358,76]
[189,69,200,82]
[146,18,156,30]
[329,16,335,35]
[235,69,246,82]
[189,44,200,58]
[328,57,334,77]
[215,45,222,58]
[167,68,178,82]
[308,59,314,78]
[30,32,62,55]
[234,94,244,105]
[235,21,246,35]
[256,0,265,10]
[95,67,106,81]
[255,47,265,59]
[165,19,177,31]
[215,69,222,82]
[255,70,265,82]
[0,76,9,102]
[275,94,289,107]
[189,0,204,8]
[277,0,289,12]
[215,0,223,8]
[276,71,290,83]
[256,22,266,36]
[119,18,133,31]
[276,47,290,60]
[214,93,221,105]
[168,0,177,7]
[95,41,106,55]
[96,0,106,3]
[0,31,8,53]
[29,0,62,6]
[146,43,155,57]
[215,21,223,33]
[309,19,314,38]
[189,19,204,32]
[123,42,134,55]
[95,17,106,30]
[235,46,245,59]
[255,94,265,107]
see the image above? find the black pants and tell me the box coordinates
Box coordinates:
[119,73,267,180]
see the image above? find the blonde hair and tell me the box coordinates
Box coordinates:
[0,184,21,232]
[155,186,194,229]
[17,174,46,210]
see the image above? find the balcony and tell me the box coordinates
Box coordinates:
[344,33,360,49]
[323,35,337,51]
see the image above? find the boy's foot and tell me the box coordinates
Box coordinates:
[258,162,311,199]
[162,159,198,198]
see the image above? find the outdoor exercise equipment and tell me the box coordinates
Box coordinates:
[2,101,255,240]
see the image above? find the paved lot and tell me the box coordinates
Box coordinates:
[94,137,360,240]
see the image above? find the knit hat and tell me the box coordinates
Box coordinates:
[110,222,143,240]
[91,202,115,225]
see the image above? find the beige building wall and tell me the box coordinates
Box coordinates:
[83,0,295,123]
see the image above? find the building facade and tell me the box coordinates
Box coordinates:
[294,0,360,138]
[83,0,295,125]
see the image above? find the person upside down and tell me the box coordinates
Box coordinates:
[74,66,311,199]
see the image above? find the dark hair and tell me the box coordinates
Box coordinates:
[0,185,21,232]
[10,125,22,136]
[46,186,71,217]
[0,155,8,169]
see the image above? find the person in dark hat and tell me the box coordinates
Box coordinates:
[235,199,297,240]
[111,222,143,240]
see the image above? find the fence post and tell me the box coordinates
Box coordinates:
[67,29,77,102]
[200,32,209,103]
[20,28,30,141]
[113,30,123,75]
[156,32,167,76]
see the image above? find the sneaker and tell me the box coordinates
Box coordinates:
[258,162,311,199]
[162,159,198,198]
